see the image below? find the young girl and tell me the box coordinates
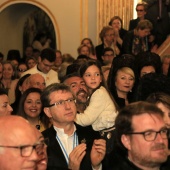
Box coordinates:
[75,60,118,131]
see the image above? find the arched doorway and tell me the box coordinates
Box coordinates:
[0,1,58,59]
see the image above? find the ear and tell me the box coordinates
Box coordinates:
[100,76,102,83]
[121,134,131,150]
[19,85,22,93]
[38,56,41,63]
[44,107,52,118]
[101,56,104,61]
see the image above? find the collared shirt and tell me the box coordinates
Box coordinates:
[54,125,77,157]
[53,125,102,170]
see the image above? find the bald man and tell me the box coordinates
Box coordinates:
[29,73,46,91]
[0,115,46,170]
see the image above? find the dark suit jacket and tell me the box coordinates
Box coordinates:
[107,152,170,170]
[95,43,105,65]
[42,124,100,170]
[129,18,140,30]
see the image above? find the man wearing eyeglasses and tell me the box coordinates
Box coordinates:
[101,47,115,67]
[41,83,106,170]
[107,101,170,170]
[0,115,47,170]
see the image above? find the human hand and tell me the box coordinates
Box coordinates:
[68,143,86,170]
[151,44,158,53]
[103,38,109,47]
[114,28,119,37]
[36,144,48,170]
[90,139,106,169]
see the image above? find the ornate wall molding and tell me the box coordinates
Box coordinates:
[0,0,60,49]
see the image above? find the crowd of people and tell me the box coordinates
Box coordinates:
[0,1,170,170]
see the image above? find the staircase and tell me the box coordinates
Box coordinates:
[156,36,170,58]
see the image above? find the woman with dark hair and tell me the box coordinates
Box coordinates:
[26,56,37,69]
[17,88,50,131]
[134,73,170,101]
[11,74,31,114]
[135,51,162,78]
[17,62,28,78]
[75,60,118,131]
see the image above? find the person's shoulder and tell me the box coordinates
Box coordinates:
[42,126,55,137]
[11,79,19,86]
[21,65,37,76]
[124,30,134,39]
[105,151,140,170]
[161,156,170,170]
[95,43,104,49]
[130,18,138,22]
[48,69,59,75]
[93,86,108,95]
[75,123,100,139]
[120,28,128,33]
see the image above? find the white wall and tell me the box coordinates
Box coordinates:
[0,3,38,58]
[0,0,97,58]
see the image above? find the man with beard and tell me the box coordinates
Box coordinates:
[62,73,89,113]
[107,101,170,170]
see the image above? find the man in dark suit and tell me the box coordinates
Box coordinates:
[107,101,170,170]
[41,83,106,170]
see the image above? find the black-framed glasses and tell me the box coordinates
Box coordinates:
[126,128,169,141]
[103,54,114,57]
[136,9,144,12]
[18,69,27,72]
[0,138,48,157]
[48,98,76,107]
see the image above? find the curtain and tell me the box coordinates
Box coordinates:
[97,0,134,43]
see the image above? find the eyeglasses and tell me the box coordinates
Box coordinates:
[18,69,27,72]
[126,128,169,141]
[136,9,144,12]
[104,54,114,57]
[0,138,48,157]
[48,98,76,107]
[105,34,114,37]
